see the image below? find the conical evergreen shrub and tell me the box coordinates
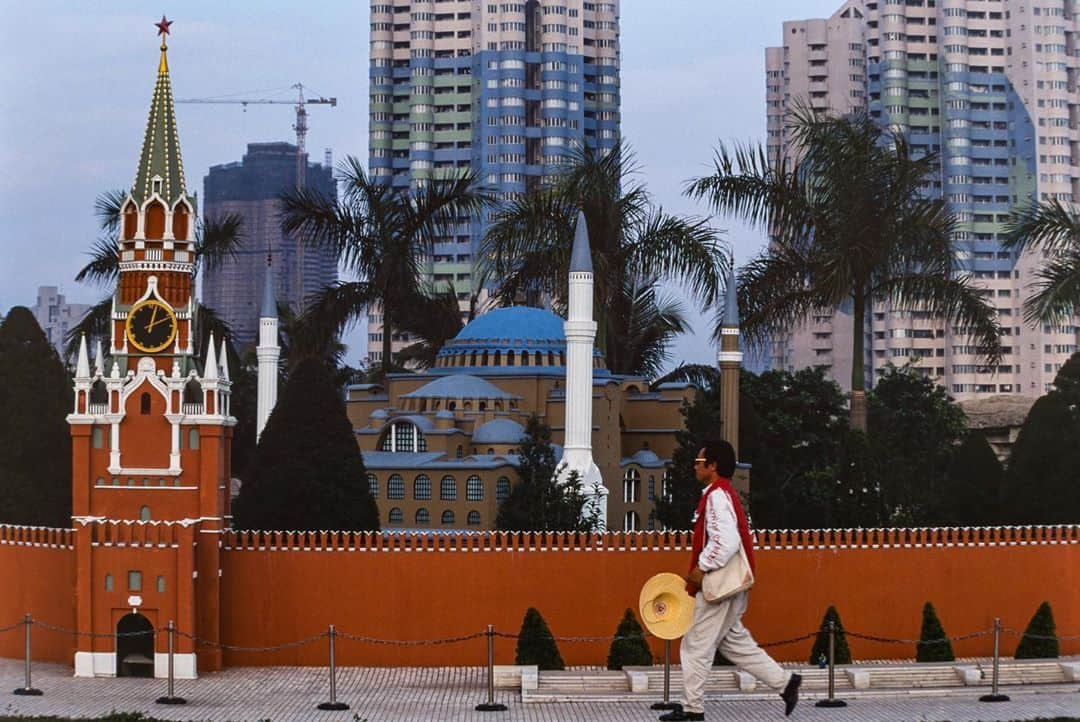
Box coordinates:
[1014,601,1059,659]
[809,605,851,665]
[606,608,652,670]
[916,602,955,662]
[515,607,565,670]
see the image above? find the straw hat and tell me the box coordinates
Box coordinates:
[638,572,695,640]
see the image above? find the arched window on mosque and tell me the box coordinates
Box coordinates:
[623,468,640,503]
[496,477,511,503]
[441,509,455,525]
[440,475,457,501]
[624,510,640,531]
[467,510,481,526]
[379,421,427,452]
[466,475,484,501]
[413,474,432,500]
[661,469,673,502]
[388,507,403,524]
[367,473,379,498]
[415,508,430,525]
[387,474,405,500]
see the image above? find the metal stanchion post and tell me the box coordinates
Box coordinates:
[13,613,42,696]
[156,620,186,705]
[980,617,1010,703]
[475,624,507,712]
[650,639,678,710]
[318,624,349,711]
[815,620,847,708]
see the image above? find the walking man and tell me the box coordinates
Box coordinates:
[659,440,801,721]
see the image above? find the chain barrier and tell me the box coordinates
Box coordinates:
[0,620,25,635]
[336,630,485,646]
[4,617,1079,652]
[172,628,327,653]
[1001,627,1080,642]
[33,620,156,639]
[844,628,994,645]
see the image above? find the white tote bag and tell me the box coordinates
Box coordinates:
[701,543,755,603]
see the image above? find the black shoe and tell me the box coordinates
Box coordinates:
[658,704,704,721]
[780,672,802,716]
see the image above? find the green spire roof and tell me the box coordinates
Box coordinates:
[131,36,188,207]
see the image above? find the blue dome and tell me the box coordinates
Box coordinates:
[431,306,608,377]
[455,307,565,343]
[472,418,526,444]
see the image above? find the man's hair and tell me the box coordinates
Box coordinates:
[702,439,737,478]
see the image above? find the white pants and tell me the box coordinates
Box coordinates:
[678,591,790,714]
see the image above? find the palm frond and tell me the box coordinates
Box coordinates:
[194,213,244,274]
[74,237,121,286]
[649,363,720,390]
[63,295,114,360]
[1023,248,1080,325]
[94,189,128,234]
[1003,199,1080,254]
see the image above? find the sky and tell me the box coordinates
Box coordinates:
[0,0,842,369]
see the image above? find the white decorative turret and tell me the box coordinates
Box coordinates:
[557,211,607,528]
[256,257,280,440]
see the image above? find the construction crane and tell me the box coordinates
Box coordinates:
[177,83,336,313]
[176,83,336,188]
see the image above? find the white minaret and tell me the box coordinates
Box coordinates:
[256,256,280,440]
[557,211,608,528]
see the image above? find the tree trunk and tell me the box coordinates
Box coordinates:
[382,304,393,376]
[850,291,868,432]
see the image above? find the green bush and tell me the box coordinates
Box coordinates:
[606,608,652,669]
[809,605,851,665]
[916,601,955,662]
[1015,601,1059,659]
[515,607,565,670]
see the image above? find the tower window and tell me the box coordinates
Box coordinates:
[92,427,104,449]
[127,571,142,592]
[188,428,200,450]
[140,393,151,415]
[104,574,113,592]
[139,506,151,522]
[156,576,166,593]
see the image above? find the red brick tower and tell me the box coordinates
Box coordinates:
[67,18,233,678]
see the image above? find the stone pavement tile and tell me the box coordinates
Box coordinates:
[0,659,1077,722]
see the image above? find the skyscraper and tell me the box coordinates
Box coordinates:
[32,286,92,359]
[367,0,621,366]
[201,142,338,349]
[767,0,1079,399]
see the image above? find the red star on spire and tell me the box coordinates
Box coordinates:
[155,15,173,37]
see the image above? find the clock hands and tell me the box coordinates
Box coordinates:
[144,305,159,332]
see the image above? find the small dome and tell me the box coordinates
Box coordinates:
[472,418,526,444]
[632,449,660,464]
[370,409,389,420]
[435,409,455,419]
[401,373,519,400]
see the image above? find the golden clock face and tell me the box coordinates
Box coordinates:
[126,299,178,353]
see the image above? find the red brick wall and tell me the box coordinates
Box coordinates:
[0,527,76,664]
[1,526,1076,668]
[218,527,1080,667]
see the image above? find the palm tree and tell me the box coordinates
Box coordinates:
[1003,199,1080,325]
[481,141,724,376]
[279,156,491,376]
[687,109,1001,431]
[66,190,243,358]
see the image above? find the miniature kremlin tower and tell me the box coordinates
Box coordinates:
[67,18,234,678]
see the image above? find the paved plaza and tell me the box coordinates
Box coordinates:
[1,659,1077,722]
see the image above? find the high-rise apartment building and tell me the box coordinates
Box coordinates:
[32,286,92,359]
[367,0,620,365]
[201,142,338,349]
[767,0,1079,399]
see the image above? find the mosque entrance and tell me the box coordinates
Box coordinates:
[116,613,155,678]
